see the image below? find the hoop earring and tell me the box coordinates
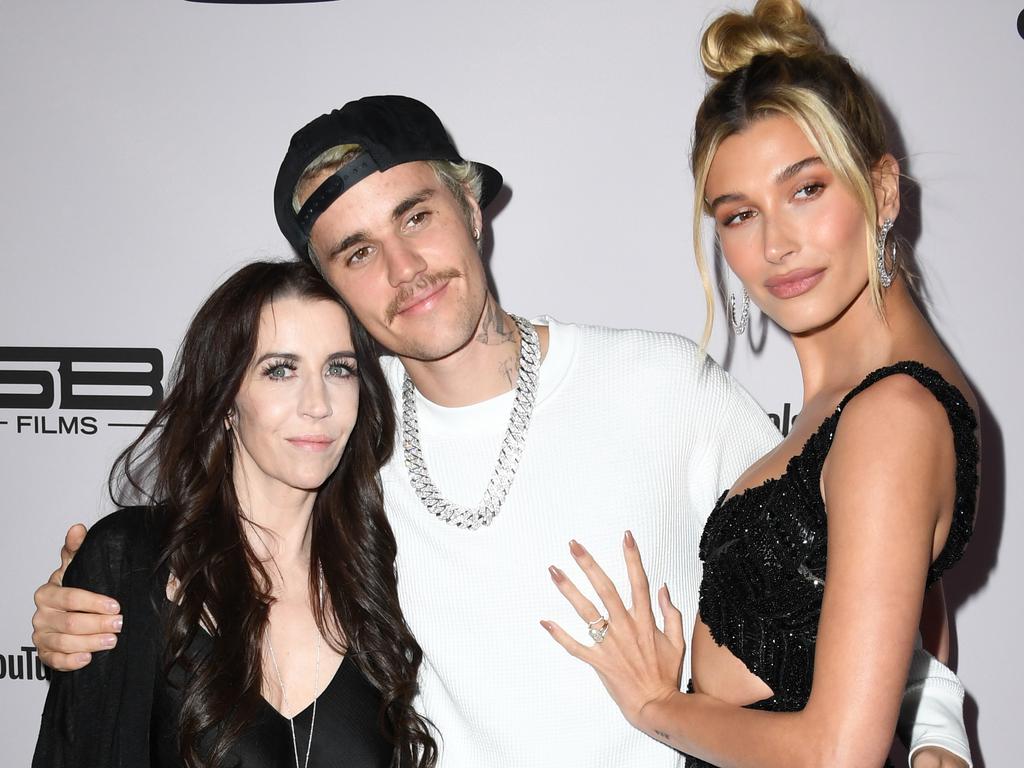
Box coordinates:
[728,287,750,336]
[876,218,899,288]
[472,226,481,242]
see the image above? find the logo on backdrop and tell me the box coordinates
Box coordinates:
[1018,8,1024,39]
[0,647,50,682]
[768,402,800,436]
[0,347,164,436]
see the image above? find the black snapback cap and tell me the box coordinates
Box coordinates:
[274,95,503,257]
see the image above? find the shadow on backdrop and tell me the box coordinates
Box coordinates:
[876,64,1004,768]
[480,185,513,305]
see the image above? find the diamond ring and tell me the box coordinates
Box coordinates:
[587,615,610,643]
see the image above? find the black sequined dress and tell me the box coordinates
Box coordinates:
[686,362,978,768]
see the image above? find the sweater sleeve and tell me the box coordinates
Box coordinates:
[898,641,972,767]
[32,508,160,768]
[690,362,782,526]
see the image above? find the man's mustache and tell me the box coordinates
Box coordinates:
[385,268,463,325]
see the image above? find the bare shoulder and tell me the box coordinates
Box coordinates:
[824,372,960,515]
[841,373,952,434]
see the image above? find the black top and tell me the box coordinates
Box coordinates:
[689,362,978,767]
[32,506,393,768]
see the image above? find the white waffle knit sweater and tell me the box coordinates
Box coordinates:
[380,317,969,768]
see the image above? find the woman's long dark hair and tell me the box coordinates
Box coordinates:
[110,260,436,767]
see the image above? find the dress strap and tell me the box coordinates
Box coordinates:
[832,361,979,583]
[837,361,969,420]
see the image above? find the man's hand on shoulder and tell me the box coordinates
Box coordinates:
[31,524,122,671]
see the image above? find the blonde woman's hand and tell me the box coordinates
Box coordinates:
[541,532,685,727]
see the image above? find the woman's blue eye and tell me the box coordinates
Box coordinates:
[262,361,296,379]
[327,359,358,378]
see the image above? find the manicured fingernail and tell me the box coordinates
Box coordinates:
[548,565,565,583]
[101,635,117,649]
[111,616,123,632]
[624,530,636,549]
[105,600,120,613]
[662,583,670,598]
[569,540,585,557]
[540,620,554,633]
[76,653,92,664]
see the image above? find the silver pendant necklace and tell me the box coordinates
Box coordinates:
[266,576,325,768]
[401,314,540,530]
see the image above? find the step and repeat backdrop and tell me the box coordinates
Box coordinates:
[2,1,1020,764]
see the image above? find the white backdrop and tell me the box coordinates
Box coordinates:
[2,1,1019,765]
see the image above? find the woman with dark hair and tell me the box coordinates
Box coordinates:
[33,260,436,768]
[542,1,978,766]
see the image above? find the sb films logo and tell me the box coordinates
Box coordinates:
[0,347,163,435]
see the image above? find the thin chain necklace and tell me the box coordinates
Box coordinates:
[266,576,324,768]
[401,314,540,530]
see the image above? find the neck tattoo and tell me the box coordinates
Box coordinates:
[401,314,540,530]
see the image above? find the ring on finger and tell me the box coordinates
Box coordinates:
[586,615,610,643]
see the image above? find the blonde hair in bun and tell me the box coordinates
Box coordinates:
[700,0,823,80]
[691,0,893,349]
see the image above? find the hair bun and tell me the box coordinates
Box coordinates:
[700,0,824,80]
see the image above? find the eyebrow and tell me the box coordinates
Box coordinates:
[775,155,822,184]
[326,188,436,260]
[708,192,745,212]
[708,155,824,212]
[392,188,435,221]
[254,351,357,366]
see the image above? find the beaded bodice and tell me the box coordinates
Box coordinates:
[697,362,978,713]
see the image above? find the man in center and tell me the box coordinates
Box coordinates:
[281,97,783,764]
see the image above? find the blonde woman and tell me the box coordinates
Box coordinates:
[543,2,979,766]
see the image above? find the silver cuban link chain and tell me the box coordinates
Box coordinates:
[401,314,540,530]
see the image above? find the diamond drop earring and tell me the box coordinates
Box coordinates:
[729,287,750,335]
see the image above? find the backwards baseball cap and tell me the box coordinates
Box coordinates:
[274,95,503,257]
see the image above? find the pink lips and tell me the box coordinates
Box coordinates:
[286,435,335,452]
[764,267,826,299]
